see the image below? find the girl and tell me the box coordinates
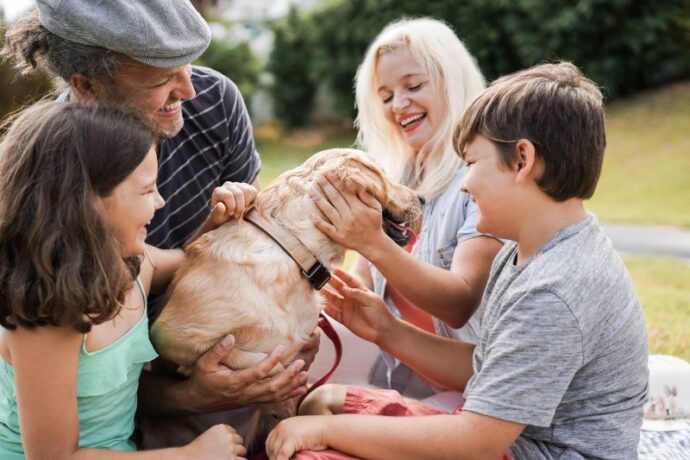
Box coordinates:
[0,102,251,459]
[309,18,502,400]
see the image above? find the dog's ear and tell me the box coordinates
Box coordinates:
[331,156,389,205]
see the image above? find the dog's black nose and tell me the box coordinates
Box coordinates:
[418,195,426,206]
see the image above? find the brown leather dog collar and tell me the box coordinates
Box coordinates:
[244,208,331,290]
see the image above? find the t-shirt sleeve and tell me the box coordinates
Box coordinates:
[220,79,261,184]
[463,290,584,427]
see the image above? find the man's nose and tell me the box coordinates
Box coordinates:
[173,65,196,100]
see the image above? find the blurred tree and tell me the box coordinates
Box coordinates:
[195,39,261,107]
[0,13,53,122]
[267,6,318,128]
[191,0,220,18]
[269,0,690,121]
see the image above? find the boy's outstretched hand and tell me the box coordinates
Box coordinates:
[321,268,396,346]
[266,416,329,460]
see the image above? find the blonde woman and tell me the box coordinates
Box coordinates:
[310,18,502,400]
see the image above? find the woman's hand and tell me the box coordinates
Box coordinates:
[266,416,329,460]
[183,424,247,459]
[321,268,397,346]
[309,173,388,257]
[210,181,258,225]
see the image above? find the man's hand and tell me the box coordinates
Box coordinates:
[294,330,320,371]
[183,335,309,413]
[266,416,330,460]
[210,181,258,225]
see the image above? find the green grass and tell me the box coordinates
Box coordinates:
[625,256,690,361]
[255,124,356,185]
[588,81,690,228]
[253,81,690,361]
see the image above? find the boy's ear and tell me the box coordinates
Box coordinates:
[514,139,539,183]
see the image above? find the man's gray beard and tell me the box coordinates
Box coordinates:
[157,113,184,139]
[104,88,184,139]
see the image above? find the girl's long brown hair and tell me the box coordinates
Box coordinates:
[0,102,154,332]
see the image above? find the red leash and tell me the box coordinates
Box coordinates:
[297,313,343,409]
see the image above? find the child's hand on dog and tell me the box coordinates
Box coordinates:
[321,268,397,346]
[210,181,258,224]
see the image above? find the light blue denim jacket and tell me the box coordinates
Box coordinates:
[368,166,486,398]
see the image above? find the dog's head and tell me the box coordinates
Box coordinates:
[255,148,423,258]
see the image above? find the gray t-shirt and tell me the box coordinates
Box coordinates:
[463,214,648,459]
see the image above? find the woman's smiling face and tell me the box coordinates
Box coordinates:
[376,49,445,152]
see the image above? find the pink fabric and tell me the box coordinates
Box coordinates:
[343,385,450,416]
[291,386,512,460]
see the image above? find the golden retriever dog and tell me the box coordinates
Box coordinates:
[149,147,422,447]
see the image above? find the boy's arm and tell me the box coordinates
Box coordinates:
[323,269,475,391]
[268,411,524,460]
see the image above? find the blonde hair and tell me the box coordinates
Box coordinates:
[354,17,485,198]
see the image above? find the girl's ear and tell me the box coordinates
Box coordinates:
[92,195,106,216]
[514,139,539,183]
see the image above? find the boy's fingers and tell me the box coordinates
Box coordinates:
[332,268,365,290]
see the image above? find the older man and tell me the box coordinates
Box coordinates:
[2,0,316,448]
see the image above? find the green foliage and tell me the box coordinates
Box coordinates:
[196,39,261,106]
[268,0,690,120]
[0,20,53,121]
[266,7,319,128]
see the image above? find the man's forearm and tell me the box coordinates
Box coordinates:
[138,369,199,416]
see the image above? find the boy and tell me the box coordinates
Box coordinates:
[265,61,648,460]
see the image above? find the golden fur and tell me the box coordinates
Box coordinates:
[150,148,422,376]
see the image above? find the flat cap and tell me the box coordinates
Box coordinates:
[36,0,212,68]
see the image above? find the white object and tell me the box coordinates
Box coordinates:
[642,354,690,431]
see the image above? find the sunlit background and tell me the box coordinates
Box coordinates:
[1,0,689,359]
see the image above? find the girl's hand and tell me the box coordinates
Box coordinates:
[209,181,258,225]
[309,173,387,257]
[266,416,329,460]
[321,268,397,345]
[184,424,247,459]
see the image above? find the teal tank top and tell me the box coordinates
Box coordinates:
[0,278,158,458]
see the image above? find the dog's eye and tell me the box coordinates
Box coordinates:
[271,411,280,420]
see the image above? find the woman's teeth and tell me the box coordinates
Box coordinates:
[400,113,425,127]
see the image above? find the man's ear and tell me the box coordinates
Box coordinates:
[70,74,104,103]
[513,139,539,184]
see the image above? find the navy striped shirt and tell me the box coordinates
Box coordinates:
[146,66,261,249]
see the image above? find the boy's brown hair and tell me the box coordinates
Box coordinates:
[453,61,606,201]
